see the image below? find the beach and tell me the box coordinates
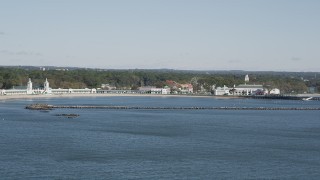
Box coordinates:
[2,93,319,101]
[0,93,223,101]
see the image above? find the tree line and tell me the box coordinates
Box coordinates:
[0,67,319,94]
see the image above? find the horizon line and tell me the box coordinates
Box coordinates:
[0,65,320,73]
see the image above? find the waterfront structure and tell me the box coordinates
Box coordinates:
[52,88,96,94]
[179,84,193,94]
[213,75,280,96]
[232,84,264,96]
[165,80,193,94]
[0,78,96,95]
[269,88,280,95]
[0,78,171,96]
[97,89,140,94]
[101,84,116,90]
[213,84,269,96]
[1,87,27,95]
[231,75,264,95]
[43,78,52,94]
[0,78,33,95]
[214,85,231,96]
[138,86,170,94]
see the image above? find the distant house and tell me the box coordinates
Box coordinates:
[138,86,156,92]
[101,84,116,90]
[179,84,193,94]
[138,86,170,94]
[269,88,281,95]
[214,85,231,96]
[165,80,193,94]
[0,89,6,95]
[165,80,178,91]
[233,84,264,96]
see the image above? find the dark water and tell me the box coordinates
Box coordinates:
[1,96,320,179]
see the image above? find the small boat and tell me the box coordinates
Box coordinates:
[302,97,313,101]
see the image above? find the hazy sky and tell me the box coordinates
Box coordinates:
[1,0,319,71]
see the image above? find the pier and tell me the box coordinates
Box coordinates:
[26,104,320,111]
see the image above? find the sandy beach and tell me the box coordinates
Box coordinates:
[0,93,205,100]
[2,93,319,101]
[0,93,244,101]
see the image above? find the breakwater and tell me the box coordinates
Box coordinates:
[250,95,320,101]
[26,104,320,111]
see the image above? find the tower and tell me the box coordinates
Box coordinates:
[43,78,52,94]
[245,74,249,84]
[27,78,33,94]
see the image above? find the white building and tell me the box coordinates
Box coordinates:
[231,75,265,96]
[232,84,264,96]
[101,84,116,90]
[269,88,280,95]
[214,85,231,96]
[43,78,52,94]
[213,75,276,96]
[51,88,96,94]
[138,86,170,94]
[1,89,27,95]
[179,84,193,94]
[27,78,33,94]
[1,78,96,96]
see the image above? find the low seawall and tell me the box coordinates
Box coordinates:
[26,104,320,111]
[250,95,320,101]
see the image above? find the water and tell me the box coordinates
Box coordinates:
[1,96,320,179]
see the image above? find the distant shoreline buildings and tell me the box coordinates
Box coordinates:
[213,74,280,96]
[1,75,280,96]
[0,78,96,96]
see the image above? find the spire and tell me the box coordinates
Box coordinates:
[27,78,33,94]
[43,78,51,94]
[44,78,49,88]
[245,74,249,84]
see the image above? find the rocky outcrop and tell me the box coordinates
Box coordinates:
[25,104,54,110]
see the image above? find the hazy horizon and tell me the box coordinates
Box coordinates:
[1,0,320,72]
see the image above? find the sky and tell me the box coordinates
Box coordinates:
[0,0,320,71]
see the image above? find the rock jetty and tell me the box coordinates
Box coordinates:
[55,114,80,118]
[25,104,54,110]
[25,104,320,111]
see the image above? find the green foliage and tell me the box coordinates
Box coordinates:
[0,67,316,94]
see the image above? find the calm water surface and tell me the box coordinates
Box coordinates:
[0,96,320,179]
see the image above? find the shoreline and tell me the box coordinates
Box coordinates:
[0,93,242,101]
[3,93,319,101]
